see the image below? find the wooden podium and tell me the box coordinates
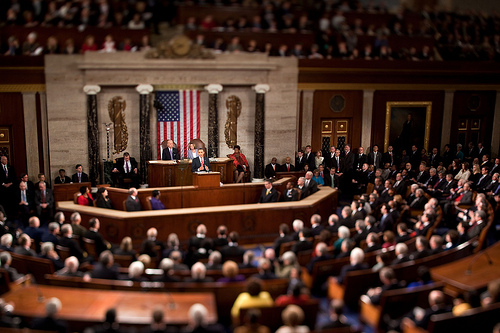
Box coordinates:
[192,172,221,188]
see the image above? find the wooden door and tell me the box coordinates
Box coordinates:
[457,118,482,146]
[321,119,350,155]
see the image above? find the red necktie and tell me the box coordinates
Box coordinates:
[287,165,290,172]
[201,158,204,167]
[42,191,46,203]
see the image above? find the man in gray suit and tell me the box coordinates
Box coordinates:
[125,187,141,211]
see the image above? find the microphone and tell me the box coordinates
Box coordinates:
[465,249,494,275]
[26,274,44,302]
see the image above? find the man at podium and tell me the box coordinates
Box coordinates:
[191,148,211,172]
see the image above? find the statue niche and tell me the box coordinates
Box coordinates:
[224,95,242,149]
[108,96,128,154]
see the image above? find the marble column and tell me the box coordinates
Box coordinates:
[136,84,154,185]
[83,85,101,186]
[362,90,374,149]
[252,84,270,181]
[204,84,223,158]
[441,90,455,149]
[22,92,40,180]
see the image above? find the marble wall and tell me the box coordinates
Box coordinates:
[44,52,298,183]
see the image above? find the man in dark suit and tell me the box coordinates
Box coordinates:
[324,146,336,170]
[162,139,180,161]
[16,181,33,226]
[392,173,407,195]
[368,144,383,169]
[295,150,306,171]
[34,182,54,221]
[409,188,428,209]
[291,228,313,254]
[91,250,119,280]
[378,204,395,232]
[382,145,396,167]
[112,152,139,188]
[264,157,280,179]
[354,146,367,171]
[125,187,141,211]
[19,173,36,195]
[71,164,89,183]
[273,223,293,257]
[259,179,279,203]
[304,145,315,171]
[0,155,18,218]
[84,218,111,256]
[474,166,492,192]
[281,156,295,172]
[59,224,87,262]
[54,169,71,184]
[342,144,355,173]
[332,248,368,284]
[220,231,245,261]
[428,147,442,168]
[324,167,340,189]
[191,148,210,172]
[409,145,421,170]
[14,234,36,256]
[332,149,343,174]
[281,181,299,201]
[304,171,319,197]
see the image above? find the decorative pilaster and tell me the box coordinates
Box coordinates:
[83,85,101,186]
[252,84,270,180]
[136,84,154,185]
[205,84,223,158]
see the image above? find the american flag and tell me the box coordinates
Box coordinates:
[156,90,200,159]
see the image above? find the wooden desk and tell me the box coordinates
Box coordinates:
[148,158,233,187]
[431,241,500,296]
[192,172,221,188]
[53,182,91,202]
[3,285,216,329]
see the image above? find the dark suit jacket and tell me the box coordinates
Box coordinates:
[392,180,407,195]
[281,188,299,201]
[162,147,180,160]
[476,174,492,191]
[304,152,315,171]
[34,188,54,208]
[14,246,36,257]
[125,195,141,211]
[16,188,33,213]
[336,263,369,284]
[281,163,295,172]
[343,152,355,172]
[409,196,428,209]
[259,187,278,203]
[368,151,383,169]
[59,236,86,261]
[220,244,245,260]
[191,156,211,172]
[383,152,396,167]
[71,172,89,183]
[295,156,306,171]
[84,229,109,256]
[264,163,280,178]
[291,239,313,254]
[114,157,138,175]
[332,156,344,173]
[304,179,319,197]
[324,173,340,188]
[354,154,367,170]
[54,176,72,184]
[91,263,119,280]
[0,164,16,185]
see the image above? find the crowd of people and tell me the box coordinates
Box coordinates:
[1,0,500,61]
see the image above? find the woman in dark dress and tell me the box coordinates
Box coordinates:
[95,187,113,209]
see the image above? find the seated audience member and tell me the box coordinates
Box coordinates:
[382,230,396,249]
[275,283,310,306]
[54,169,71,184]
[391,243,411,265]
[339,206,354,228]
[316,299,350,330]
[282,181,299,202]
[304,171,319,197]
[150,190,165,210]
[452,294,472,316]
[154,258,180,283]
[213,225,229,249]
[55,256,84,277]
[112,152,139,188]
[24,216,43,247]
[141,227,164,259]
[170,250,189,271]
[71,164,89,183]
[17,181,32,226]
[253,258,277,280]
[275,251,298,279]
[91,250,119,280]
[220,231,245,261]
[218,260,245,283]
[188,224,210,255]
[162,139,180,161]
[332,247,368,284]
[59,224,87,262]
[91,308,125,333]
[259,179,279,203]
[125,187,141,211]
[0,252,23,282]
[372,252,391,272]
[137,254,152,269]
[333,226,350,256]
[14,234,36,257]
[70,212,87,241]
[145,306,170,333]
[231,278,274,321]
[365,267,404,305]
[191,148,210,172]
[401,290,452,330]
[407,266,434,288]
[113,236,137,261]
[84,218,111,256]
[186,262,214,282]
[185,303,225,333]
[31,297,67,332]
[395,223,411,243]
[229,145,250,183]
[326,214,341,233]
[234,309,271,333]
[163,233,183,259]
[291,228,313,254]
[240,250,256,269]
[306,242,332,274]
[34,181,54,220]
[126,261,146,282]
[336,239,355,259]
[312,169,324,186]
[205,251,223,271]
[264,157,281,179]
[276,304,309,333]
[429,235,444,255]
[95,187,113,209]
[364,232,382,253]
[77,186,93,206]
[480,279,500,307]
[187,142,198,160]
[39,242,64,271]
[0,234,14,252]
[409,236,431,260]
